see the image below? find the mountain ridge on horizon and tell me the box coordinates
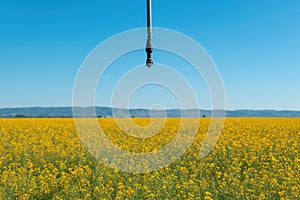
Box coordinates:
[0,106,300,118]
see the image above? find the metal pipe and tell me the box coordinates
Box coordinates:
[145,0,153,67]
[147,0,152,34]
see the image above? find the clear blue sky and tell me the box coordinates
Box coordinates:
[0,0,299,110]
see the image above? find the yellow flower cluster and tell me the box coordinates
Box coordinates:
[0,118,299,199]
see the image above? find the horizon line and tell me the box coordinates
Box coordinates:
[0,106,300,112]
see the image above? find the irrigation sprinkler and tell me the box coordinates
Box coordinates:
[145,0,153,68]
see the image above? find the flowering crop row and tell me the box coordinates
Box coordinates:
[0,118,299,199]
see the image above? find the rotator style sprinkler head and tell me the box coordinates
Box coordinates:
[145,0,153,68]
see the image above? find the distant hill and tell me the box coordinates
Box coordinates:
[0,107,300,118]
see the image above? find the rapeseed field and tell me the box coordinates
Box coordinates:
[0,118,299,199]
